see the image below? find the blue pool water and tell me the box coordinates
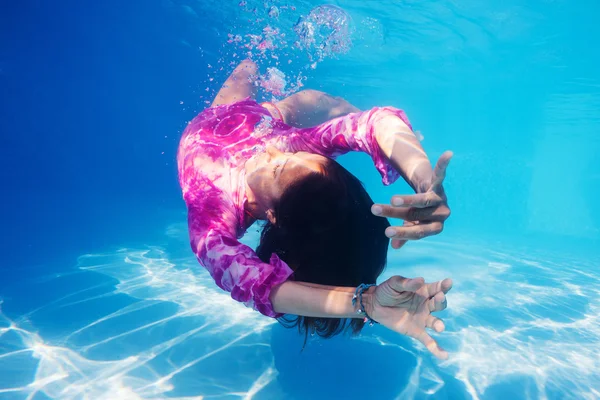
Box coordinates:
[1,0,599,399]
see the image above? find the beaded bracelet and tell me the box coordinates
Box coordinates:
[352,283,379,326]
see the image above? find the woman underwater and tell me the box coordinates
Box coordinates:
[177,59,453,359]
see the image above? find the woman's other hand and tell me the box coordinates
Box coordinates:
[365,275,452,360]
[372,151,452,249]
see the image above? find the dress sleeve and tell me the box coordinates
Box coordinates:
[290,106,413,186]
[185,180,293,318]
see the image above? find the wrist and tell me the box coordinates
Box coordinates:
[408,160,433,193]
[352,285,377,321]
[361,287,376,319]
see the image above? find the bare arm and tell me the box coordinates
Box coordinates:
[270,281,361,318]
[211,59,258,107]
[277,89,432,192]
[275,89,360,128]
[373,114,433,193]
[370,111,452,250]
[270,277,451,360]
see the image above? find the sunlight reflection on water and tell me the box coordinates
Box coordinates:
[1,222,598,399]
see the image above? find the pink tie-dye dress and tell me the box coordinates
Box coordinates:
[177,98,412,317]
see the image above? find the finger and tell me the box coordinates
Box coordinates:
[405,205,450,223]
[425,278,453,297]
[426,315,445,333]
[372,204,411,219]
[399,205,449,223]
[392,222,413,249]
[416,331,448,360]
[372,204,450,222]
[431,151,453,191]
[428,292,447,312]
[390,192,443,209]
[385,221,443,240]
[387,275,425,293]
[391,238,407,249]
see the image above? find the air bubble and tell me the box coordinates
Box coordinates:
[293,5,354,62]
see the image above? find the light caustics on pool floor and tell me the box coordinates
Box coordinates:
[0,223,599,400]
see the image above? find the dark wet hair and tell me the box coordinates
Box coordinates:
[255,157,390,346]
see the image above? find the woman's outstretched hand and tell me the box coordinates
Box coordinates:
[365,275,452,360]
[372,151,453,250]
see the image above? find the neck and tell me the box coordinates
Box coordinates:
[243,182,265,225]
